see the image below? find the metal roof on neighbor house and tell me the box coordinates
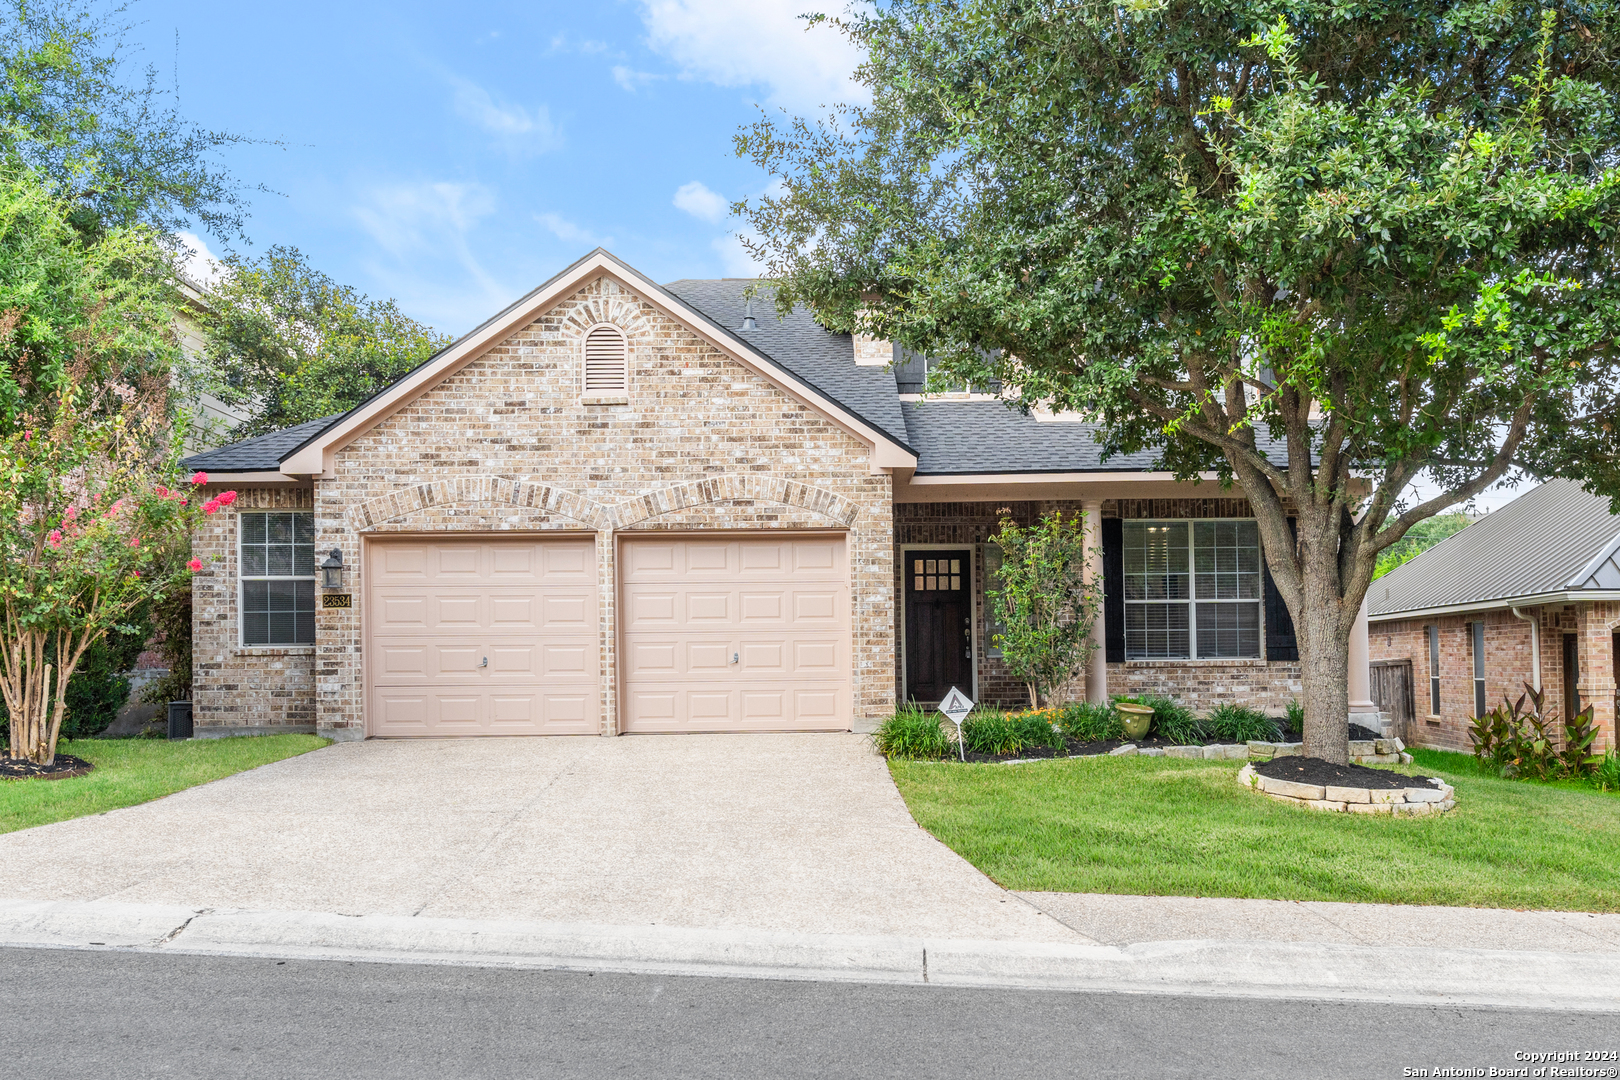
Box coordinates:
[1368,478,1620,619]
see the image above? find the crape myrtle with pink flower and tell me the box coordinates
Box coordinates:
[0,362,237,764]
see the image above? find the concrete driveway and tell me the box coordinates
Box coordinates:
[0,735,1078,943]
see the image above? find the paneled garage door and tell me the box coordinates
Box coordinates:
[620,535,850,733]
[367,537,598,737]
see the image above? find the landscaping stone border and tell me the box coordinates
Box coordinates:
[1236,762,1456,815]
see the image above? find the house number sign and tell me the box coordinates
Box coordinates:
[321,593,353,609]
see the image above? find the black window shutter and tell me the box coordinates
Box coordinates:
[1263,518,1299,662]
[1102,517,1125,663]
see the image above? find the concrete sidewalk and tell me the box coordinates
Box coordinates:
[1,898,1617,1012]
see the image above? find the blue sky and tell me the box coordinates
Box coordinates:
[125,0,863,335]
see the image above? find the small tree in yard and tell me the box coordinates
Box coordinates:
[988,510,1101,709]
[738,2,1620,763]
[0,365,232,765]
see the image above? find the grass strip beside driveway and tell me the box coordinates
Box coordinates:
[887,752,1620,911]
[0,735,329,835]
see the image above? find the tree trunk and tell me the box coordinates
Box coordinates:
[1294,599,1353,764]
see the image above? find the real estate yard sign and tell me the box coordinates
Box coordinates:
[939,687,973,762]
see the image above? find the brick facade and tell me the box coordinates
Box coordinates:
[303,274,894,738]
[896,497,1302,713]
[191,485,318,732]
[1371,605,1617,752]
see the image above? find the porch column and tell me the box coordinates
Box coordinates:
[1348,595,1379,722]
[1084,499,1108,704]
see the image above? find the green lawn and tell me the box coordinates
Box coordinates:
[0,735,329,835]
[887,751,1620,911]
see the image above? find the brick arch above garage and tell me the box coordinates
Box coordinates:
[346,477,612,532]
[610,475,862,530]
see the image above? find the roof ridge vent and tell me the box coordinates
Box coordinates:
[740,294,757,331]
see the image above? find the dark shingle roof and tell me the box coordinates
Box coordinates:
[660,279,912,448]
[1369,479,1620,617]
[900,401,1291,475]
[180,414,342,472]
[185,267,1294,480]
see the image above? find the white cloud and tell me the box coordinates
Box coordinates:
[175,231,224,287]
[673,180,728,224]
[637,0,867,110]
[712,231,765,277]
[449,76,561,153]
[536,213,613,249]
[611,65,665,92]
[351,181,510,331]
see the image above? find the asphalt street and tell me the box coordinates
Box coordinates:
[0,947,1605,1080]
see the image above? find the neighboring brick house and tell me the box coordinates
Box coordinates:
[180,249,1366,740]
[1369,479,1620,753]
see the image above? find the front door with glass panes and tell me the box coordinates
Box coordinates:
[1123,521,1262,659]
[905,549,972,703]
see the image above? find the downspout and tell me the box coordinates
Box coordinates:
[1511,607,1541,693]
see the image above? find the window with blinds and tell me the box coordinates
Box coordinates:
[583,324,628,394]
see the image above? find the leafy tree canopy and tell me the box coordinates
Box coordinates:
[0,163,178,432]
[1373,512,1471,579]
[737,0,1620,761]
[203,246,452,437]
[0,0,261,240]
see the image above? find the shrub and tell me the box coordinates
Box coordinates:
[1204,703,1277,744]
[1127,694,1201,744]
[1284,699,1304,737]
[1594,750,1620,793]
[872,705,951,760]
[986,511,1102,707]
[1058,701,1122,742]
[1469,683,1603,781]
[1010,710,1066,750]
[962,710,1024,755]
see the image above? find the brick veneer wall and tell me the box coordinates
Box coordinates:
[895,497,1301,713]
[191,484,318,732]
[310,274,895,738]
[1372,604,1617,752]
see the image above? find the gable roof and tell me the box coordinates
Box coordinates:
[268,249,918,477]
[182,248,1292,481]
[1369,479,1620,619]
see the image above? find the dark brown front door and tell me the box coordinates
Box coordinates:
[905,549,972,703]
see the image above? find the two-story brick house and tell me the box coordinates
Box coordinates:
[180,249,1361,740]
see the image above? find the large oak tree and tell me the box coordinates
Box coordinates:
[737,0,1620,762]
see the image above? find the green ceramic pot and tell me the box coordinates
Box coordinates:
[1115,702,1154,741]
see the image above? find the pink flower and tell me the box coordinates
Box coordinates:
[63,506,77,521]
[156,485,169,498]
[47,529,62,548]
[187,558,203,572]
[216,490,238,507]
[202,498,221,515]
[21,429,30,442]
[129,536,141,548]
[132,570,140,579]
[189,471,208,485]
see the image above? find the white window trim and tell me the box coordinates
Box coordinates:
[1122,518,1265,661]
[899,543,978,703]
[238,510,318,649]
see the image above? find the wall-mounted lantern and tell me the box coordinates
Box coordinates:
[320,548,345,590]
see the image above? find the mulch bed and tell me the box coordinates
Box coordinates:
[1254,755,1433,790]
[0,754,94,781]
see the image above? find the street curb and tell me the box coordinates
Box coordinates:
[0,899,1616,1011]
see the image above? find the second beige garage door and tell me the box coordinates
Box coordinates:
[367,537,599,737]
[620,535,850,733]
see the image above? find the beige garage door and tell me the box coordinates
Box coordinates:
[367,537,599,737]
[620,535,850,733]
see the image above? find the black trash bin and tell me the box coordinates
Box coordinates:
[167,701,193,740]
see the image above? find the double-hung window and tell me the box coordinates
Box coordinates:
[239,512,316,646]
[1122,520,1262,659]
